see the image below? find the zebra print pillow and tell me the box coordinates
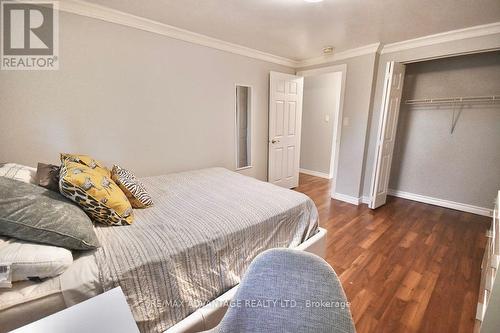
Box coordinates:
[111,165,153,209]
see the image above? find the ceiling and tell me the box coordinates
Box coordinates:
[85,0,500,60]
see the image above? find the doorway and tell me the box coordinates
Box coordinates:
[296,65,347,196]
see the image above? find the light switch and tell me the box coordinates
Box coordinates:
[325,114,330,123]
[343,117,350,126]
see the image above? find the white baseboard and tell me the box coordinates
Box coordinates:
[299,168,331,179]
[361,196,371,205]
[388,189,493,217]
[332,189,492,216]
[332,192,361,205]
[331,193,371,206]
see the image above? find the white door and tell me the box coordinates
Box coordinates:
[369,61,406,209]
[268,71,304,188]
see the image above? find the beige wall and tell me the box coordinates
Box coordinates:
[298,53,379,197]
[389,51,500,208]
[0,12,293,180]
[300,72,342,175]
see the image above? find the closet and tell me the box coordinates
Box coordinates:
[370,50,500,215]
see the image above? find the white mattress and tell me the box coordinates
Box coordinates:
[0,252,101,332]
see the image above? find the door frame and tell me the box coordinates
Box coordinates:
[296,64,347,197]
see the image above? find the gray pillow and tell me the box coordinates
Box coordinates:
[0,177,100,250]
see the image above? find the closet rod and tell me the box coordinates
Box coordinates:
[405,95,500,105]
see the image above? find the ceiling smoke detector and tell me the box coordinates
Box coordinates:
[322,46,334,55]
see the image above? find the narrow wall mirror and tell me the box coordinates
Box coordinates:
[235,85,252,170]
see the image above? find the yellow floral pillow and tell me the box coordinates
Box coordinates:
[59,160,133,225]
[60,153,110,177]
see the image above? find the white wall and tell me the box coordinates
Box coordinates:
[389,51,500,208]
[300,72,342,175]
[0,12,294,180]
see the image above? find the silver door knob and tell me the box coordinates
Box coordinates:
[271,139,280,144]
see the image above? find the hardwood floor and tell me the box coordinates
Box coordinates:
[294,173,490,333]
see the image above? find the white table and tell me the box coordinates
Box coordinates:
[11,287,139,333]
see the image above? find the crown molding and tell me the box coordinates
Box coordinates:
[57,0,300,67]
[48,1,500,69]
[297,43,382,68]
[381,22,500,54]
[56,0,382,68]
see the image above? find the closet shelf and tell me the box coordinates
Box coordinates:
[404,95,500,134]
[405,95,500,105]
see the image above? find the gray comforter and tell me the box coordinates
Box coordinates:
[93,168,318,332]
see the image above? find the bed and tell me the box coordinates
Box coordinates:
[0,168,321,333]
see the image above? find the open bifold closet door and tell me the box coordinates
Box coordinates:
[369,61,406,209]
